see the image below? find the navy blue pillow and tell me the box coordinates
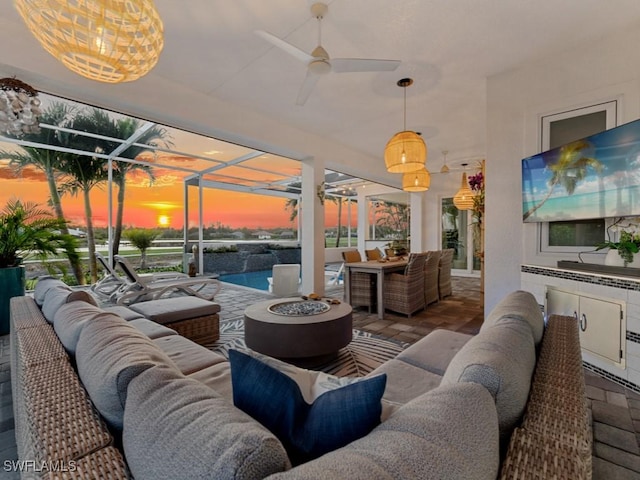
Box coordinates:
[229,349,386,464]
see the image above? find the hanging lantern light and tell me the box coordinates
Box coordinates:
[440,150,450,174]
[15,0,164,83]
[384,78,426,173]
[453,171,475,210]
[402,167,430,192]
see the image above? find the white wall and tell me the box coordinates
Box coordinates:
[485,21,640,314]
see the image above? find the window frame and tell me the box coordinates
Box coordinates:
[538,100,618,254]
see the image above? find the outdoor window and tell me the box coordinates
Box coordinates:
[539,100,617,252]
[440,197,482,272]
[365,194,409,251]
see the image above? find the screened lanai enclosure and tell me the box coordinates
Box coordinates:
[0,89,406,286]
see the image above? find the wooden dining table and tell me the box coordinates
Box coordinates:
[344,259,408,319]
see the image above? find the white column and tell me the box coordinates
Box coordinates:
[409,192,426,252]
[183,181,189,273]
[357,189,368,255]
[300,156,325,295]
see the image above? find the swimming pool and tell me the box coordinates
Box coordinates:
[219,270,272,291]
[219,267,342,291]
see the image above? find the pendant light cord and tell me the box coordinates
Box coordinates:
[403,86,407,131]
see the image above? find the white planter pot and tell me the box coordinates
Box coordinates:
[604,249,625,267]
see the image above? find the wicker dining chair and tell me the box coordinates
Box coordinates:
[384,252,428,316]
[438,248,455,299]
[342,250,376,312]
[424,250,442,306]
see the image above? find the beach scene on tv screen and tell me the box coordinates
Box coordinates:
[522,119,640,223]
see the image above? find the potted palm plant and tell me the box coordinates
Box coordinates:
[0,198,75,334]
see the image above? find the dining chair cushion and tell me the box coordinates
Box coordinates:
[365,249,382,261]
[342,250,362,263]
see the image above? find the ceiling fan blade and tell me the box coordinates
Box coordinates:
[331,58,401,73]
[254,30,314,64]
[296,70,321,106]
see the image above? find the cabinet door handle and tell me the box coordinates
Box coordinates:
[580,313,587,332]
[573,311,578,321]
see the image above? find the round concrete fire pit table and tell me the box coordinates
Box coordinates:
[244,298,353,360]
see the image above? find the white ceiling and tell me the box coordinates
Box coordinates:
[1,0,640,186]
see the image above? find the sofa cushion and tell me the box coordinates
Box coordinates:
[265,382,500,480]
[123,364,290,480]
[41,284,72,322]
[33,276,63,306]
[153,334,226,375]
[128,296,221,324]
[397,329,473,376]
[129,318,177,339]
[188,362,233,401]
[66,290,98,306]
[229,349,386,465]
[367,358,443,405]
[482,290,544,346]
[53,301,119,355]
[442,321,536,446]
[102,305,145,321]
[76,315,179,430]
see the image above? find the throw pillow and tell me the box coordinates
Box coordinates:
[229,349,386,465]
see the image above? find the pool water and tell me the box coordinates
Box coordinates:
[219,270,273,291]
[219,267,343,291]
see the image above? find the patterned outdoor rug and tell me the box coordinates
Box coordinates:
[209,318,408,377]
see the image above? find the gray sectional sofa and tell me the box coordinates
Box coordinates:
[10,278,590,479]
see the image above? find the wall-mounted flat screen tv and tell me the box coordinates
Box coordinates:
[522,118,640,223]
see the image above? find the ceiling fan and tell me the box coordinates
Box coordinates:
[255,2,401,105]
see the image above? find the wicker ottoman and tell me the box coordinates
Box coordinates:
[129,297,221,345]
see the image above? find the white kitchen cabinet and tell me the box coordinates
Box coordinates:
[546,286,625,367]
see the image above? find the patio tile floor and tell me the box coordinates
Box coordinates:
[0,276,639,478]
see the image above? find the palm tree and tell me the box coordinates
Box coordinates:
[284,182,302,223]
[523,140,603,221]
[124,228,159,269]
[66,109,170,259]
[110,117,169,257]
[0,102,86,284]
[326,194,343,247]
[55,113,110,282]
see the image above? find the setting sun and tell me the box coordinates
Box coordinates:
[157,215,170,227]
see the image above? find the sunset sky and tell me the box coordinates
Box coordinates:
[0,92,359,230]
[0,158,353,230]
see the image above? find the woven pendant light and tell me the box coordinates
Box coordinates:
[384,78,426,173]
[453,172,474,210]
[440,150,450,174]
[15,0,164,83]
[402,167,431,192]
